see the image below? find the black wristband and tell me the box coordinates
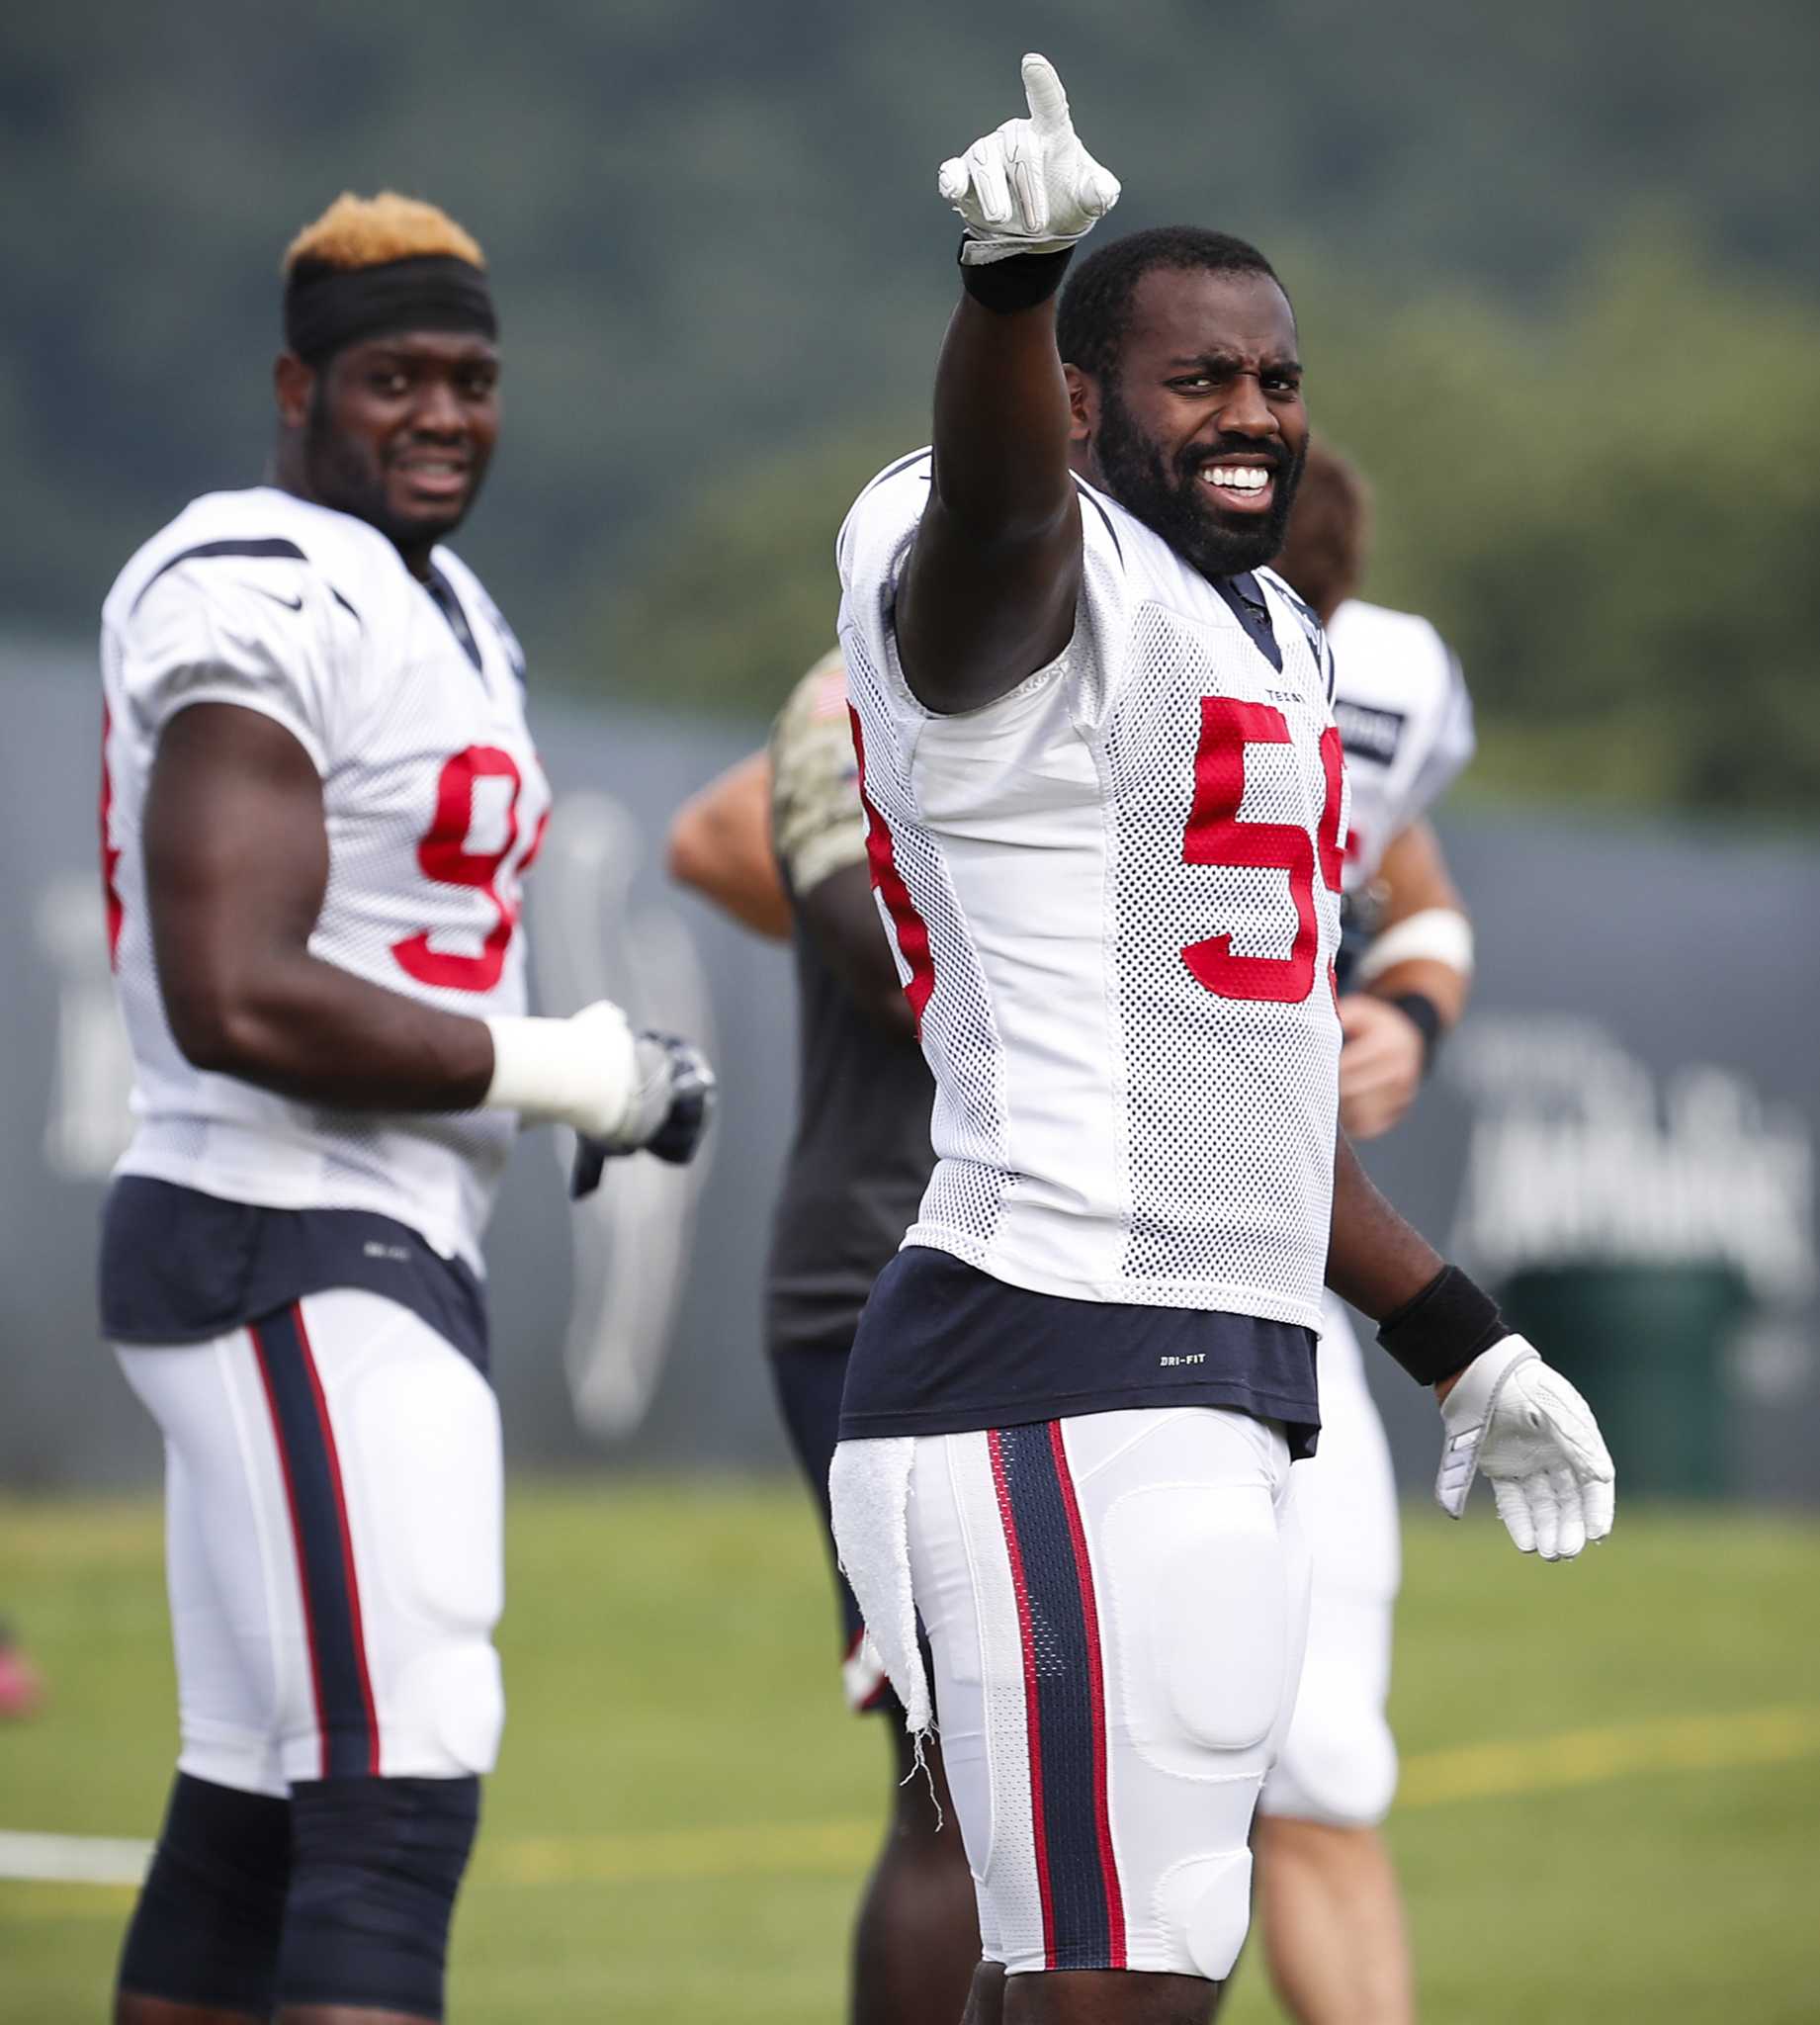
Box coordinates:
[957,239,1074,312]
[1388,990,1443,1073]
[1376,1265,1510,1386]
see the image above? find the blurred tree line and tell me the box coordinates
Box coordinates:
[4,0,1816,817]
[605,230,1820,817]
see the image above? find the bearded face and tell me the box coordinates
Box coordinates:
[1076,264,1309,582]
[1094,381,1305,580]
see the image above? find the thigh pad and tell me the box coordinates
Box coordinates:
[1101,1480,1292,1776]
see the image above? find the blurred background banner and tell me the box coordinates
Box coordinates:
[5,645,1816,1499]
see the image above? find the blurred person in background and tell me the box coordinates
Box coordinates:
[671,656,976,2025]
[1250,440,1476,2025]
[670,440,1472,2025]
[826,55,1610,2025]
[98,192,710,2025]
[0,1617,45,1717]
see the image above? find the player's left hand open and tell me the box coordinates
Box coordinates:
[1434,1336,1614,1559]
[939,53,1120,265]
[570,1032,717,1198]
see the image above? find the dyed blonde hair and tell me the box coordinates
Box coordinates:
[282,192,483,277]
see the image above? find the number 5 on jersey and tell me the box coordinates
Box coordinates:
[1181,698,1345,1005]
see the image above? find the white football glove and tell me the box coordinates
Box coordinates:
[1435,1335,1615,1560]
[938,53,1120,265]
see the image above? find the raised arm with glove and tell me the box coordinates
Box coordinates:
[938,53,1120,265]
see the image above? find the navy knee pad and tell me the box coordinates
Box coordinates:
[278,1774,480,2021]
[118,1772,291,2014]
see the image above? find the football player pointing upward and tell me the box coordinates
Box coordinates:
[100,195,709,2025]
[829,58,1612,2025]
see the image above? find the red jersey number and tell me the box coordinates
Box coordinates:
[1180,698,1344,1004]
[849,705,935,1032]
[100,710,124,967]
[391,746,544,994]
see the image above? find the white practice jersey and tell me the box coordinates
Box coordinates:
[837,453,1346,1330]
[1327,597,1474,891]
[101,487,552,1273]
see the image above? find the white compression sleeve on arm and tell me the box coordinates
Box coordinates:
[481,1002,639,1139]
[1355,906,1474,985]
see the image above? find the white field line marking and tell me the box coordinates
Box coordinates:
[0,1832,153,1886]
[7,1703,1819,1905]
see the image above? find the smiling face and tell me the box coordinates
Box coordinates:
[1070,265,1308,581]
[274,330,500,572]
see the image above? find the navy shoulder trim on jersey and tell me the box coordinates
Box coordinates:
[1074,482,1125,568]
[1256,570,1335,696]
[1272,575,1320,630]
[130,537,307,614]
[471,582,527,683]
[865,448,933,497]
[425,566,483,673]
[130,536,362,628]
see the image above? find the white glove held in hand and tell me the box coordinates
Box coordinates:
[483,1002,645,1142]
[1435,1335,1615,1560]
[939,53,1120,264]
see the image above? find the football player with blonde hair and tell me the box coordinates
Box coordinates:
[100,193,711,2025]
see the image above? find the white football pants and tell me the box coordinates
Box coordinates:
[115,1288,505,1796]
[888,1407,1310,1981]
[1257,1293,1402,1827]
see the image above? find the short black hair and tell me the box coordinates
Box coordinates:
[1057,226,1286,387]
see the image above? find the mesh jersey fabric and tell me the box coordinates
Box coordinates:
[1327,597,1474,891]
[764,652,936,1358]
[836,453,1345,1331]
[100,487,551,1274]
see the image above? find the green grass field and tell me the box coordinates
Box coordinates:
[3,1485,1817,2023]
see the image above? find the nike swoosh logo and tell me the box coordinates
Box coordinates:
[252,586,303,611]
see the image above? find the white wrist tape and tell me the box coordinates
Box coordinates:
[1355,906,1474,985]
[482,1004,638,1139]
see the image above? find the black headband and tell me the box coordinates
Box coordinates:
[284,254,497,366]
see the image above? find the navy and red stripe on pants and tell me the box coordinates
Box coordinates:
[989,1421,1127,1973]
[249,1304,382,1780]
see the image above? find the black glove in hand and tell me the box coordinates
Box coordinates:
[639,1033,716,1164]
[569,1032,717,1198]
